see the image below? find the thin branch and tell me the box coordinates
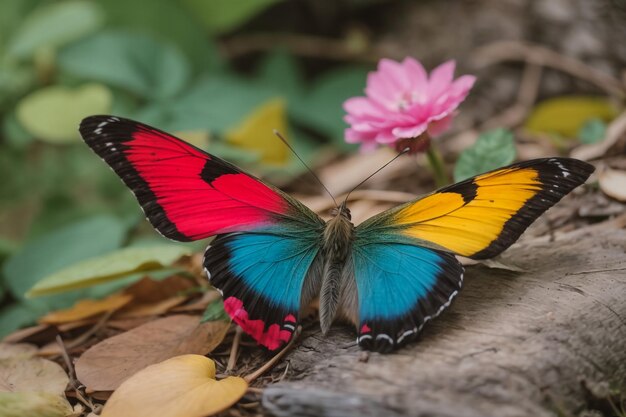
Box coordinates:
[243,326,301,384]
[473,41,625,98]
[66,310,114,350]
[227,327,243,372]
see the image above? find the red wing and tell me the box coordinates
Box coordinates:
[79,115,322,241]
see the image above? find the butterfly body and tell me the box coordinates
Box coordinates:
[80,115,595,353]
[319,204,355,334]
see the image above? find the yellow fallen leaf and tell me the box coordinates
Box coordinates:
[599,168,626,202]
[101,355,247,417]
[39,293,132,324]
[524,96,616,138]
[226,98,289,165]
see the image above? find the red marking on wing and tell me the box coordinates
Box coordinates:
[223,296,293,350]
[284,314,297,323]
[360,324,371,333]
[124,130,289,239]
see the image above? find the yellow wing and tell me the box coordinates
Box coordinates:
[357,158,594,259]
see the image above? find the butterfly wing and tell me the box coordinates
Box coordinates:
[358,158,595,258]
[79,115,323,241]
[347,240,463,352]
[80,115,325,350]
[204,225,323,350]
[347,158,594,351]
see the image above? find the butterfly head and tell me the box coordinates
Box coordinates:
[330,201,351,221]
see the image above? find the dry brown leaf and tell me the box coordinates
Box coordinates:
[115,295,188,319]
[39,293,132,325]
[171,291,221,313]
[599,168,626,202]
[106,317,153,331]
[124,275,195,303]
[0,356,68,394]
[100,355,247,417]
[0,343,37,360]
[75,315,230,391]
[1,325,52,344]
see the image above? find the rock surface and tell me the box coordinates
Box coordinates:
[263,227,626,417]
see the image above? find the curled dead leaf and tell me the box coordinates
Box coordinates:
[39,293,132,325]
[75,315,230,391]
[101,355,247,417]
[599,168,626,202]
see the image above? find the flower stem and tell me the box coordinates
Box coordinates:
[425,145,449,188]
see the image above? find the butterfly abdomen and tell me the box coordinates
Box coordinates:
[319,208,355,334]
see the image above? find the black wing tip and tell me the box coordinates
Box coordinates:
[79,115,138,143]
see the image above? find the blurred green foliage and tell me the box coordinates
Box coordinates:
[0,0,371,335]
[453,129,517,182]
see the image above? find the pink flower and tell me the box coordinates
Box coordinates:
[343,57,475,152]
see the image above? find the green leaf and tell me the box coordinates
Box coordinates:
[16,83,112,144]
[2,112,33,149]
[28,245,192,296]
[6,0,104,59]
[524,96,616,138]
[291,66,369,148]
[454,129,517,182]
[2,215,127,300]
[181,0,282,34]
[0,61,36,109]
[97,0,223,72]
[578,118,607,144]
[58,30,191,100]
[258,50,304,103]
[0,303,43,338]
[201,298,229,323]
[166,74,276,133]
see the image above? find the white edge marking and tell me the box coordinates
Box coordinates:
[375,334,394,344]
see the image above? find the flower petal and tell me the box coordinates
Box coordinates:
[427,114,454,136]
[428,60,456,97]
[392,124,428,139]
[403,57,428,92]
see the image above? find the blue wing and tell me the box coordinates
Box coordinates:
[204,225,322,350]
[349,239,463,352]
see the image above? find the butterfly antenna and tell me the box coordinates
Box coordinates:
[273,130,338,207]
[343,147,410,205]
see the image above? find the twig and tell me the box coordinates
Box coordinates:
[243,326,302,384]
[473,41,626,98]
[227,327,243,372]
[56,335,96,412]
[66,310,114,350]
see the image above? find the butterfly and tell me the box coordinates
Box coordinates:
[79,115,594,352]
